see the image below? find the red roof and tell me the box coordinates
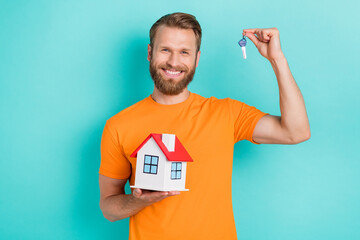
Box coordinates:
[130,133,193,162]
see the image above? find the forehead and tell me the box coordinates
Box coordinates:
[153,26,197,51]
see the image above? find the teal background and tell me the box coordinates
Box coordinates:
[1,0,359,239]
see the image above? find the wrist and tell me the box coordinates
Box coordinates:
[269,53,287,66]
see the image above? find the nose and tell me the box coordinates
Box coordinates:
[166,52,181,69]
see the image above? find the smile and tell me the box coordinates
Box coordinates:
[162,69,183,77]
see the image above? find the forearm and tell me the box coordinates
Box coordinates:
[270,54,310,141]
[100,193,147,222]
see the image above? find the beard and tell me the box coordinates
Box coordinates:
[149,57,197,95]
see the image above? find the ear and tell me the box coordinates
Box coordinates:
[147,44,152,62]
[195,50,201,68]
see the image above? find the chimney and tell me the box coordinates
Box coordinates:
[162,134,175,152]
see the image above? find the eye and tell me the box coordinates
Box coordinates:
[162,49,169,52]
[181,51,189,54]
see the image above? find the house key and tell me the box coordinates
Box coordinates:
[238,35,247,59]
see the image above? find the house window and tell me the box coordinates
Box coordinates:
[171,162,182,180]
[143,155,159,175]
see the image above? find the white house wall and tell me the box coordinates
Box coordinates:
[134,137,166,190]
[164,161,187,191]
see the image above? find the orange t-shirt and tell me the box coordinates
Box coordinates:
[99,92,268,240]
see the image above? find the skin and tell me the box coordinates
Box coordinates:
[99,26,200,222]
[148,26,198,96]
[148,26,201,104]
[243,28,311,144]
[99,26,311,222]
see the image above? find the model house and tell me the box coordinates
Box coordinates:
[130,133,193,191]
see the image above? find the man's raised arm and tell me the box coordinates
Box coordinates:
[243,28,310,144]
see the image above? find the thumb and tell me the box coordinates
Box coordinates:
[133,188,142,198]
[244,32,260,48]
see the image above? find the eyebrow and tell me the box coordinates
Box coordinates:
[159,46,192,52]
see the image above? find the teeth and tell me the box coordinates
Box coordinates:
[165,70,181,75]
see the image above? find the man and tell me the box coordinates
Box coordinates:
[99,12,310,239]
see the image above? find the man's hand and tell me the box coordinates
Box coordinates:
[99,174,181,222]
[132,188,180,207]
[243,28,284,61]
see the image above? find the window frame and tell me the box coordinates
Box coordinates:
[171,162,182,180]
[143,154,159,175]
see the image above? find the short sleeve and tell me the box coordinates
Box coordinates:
[227,98,269,144]
[99,120,131,179]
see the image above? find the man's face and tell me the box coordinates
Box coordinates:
[148,26,201,95]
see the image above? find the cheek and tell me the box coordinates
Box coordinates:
[186,58,197,68]
[152,56,167,67]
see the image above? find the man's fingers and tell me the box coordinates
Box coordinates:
[260,30,273,42]
[143,192,169,202]
[133,188,142,198]
[244,28,273,43]
[242,27,282,59]
[260,31,268,41]
[244,32,260,47]
[167,191,181,196]
[142,191,168,198]
[142,190,180,198]
[243,28,257,33]
[133,188,180,204]
[263,31,271,40]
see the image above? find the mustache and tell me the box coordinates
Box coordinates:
[158,64,188,72]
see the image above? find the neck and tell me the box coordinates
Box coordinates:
[151,87,190,105]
